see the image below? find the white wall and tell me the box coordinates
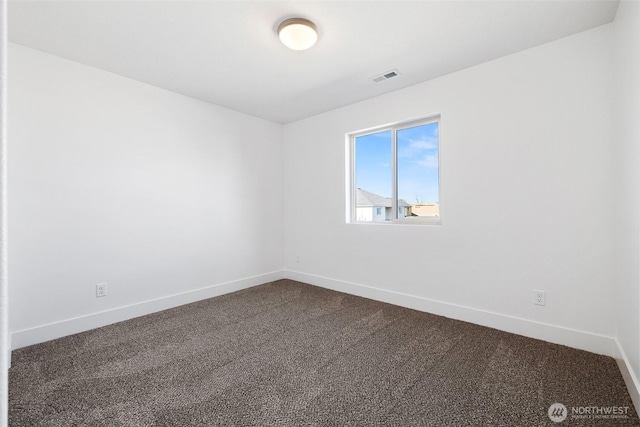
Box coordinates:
[613,0,640,409]
[8,44,284,347]
[284,25,615,354]
[0,0,8,425]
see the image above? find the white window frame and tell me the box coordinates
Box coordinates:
[346,115,441,225]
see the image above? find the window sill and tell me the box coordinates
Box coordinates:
[349,218,441,226]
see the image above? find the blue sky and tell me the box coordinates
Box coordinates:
[355,122,439,204]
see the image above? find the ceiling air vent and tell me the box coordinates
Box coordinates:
[371,69,400,83]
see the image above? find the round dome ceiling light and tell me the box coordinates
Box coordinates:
[277,18,318,51]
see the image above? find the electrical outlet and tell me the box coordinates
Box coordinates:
[296,255,301,264]
[96,283,107,298]
[533,289,546,306]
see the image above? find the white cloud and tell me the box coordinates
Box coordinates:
[415,154,438,169]
[398,136,438,158]
[410,138,437,150]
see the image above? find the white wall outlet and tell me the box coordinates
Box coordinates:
[533,289,546,306]
[296,255,301,264]
[96,283,107,298]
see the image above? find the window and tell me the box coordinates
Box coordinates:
[348,116,440,224]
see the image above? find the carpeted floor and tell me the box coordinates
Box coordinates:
[9,279,640,426]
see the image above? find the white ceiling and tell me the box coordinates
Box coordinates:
[9,0,619,124]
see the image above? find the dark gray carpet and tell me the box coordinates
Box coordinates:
[9,279,639,426]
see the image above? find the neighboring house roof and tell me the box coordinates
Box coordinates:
[410,203,440,217]
[356,188,409,207]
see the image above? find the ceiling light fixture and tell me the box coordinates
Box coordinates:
[277,18,318,51]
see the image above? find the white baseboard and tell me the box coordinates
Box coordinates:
[10,269,622,365]
[283,270,618,358]
[615,338,640,416]
[10,270,285,352]
[10,269,635,409]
